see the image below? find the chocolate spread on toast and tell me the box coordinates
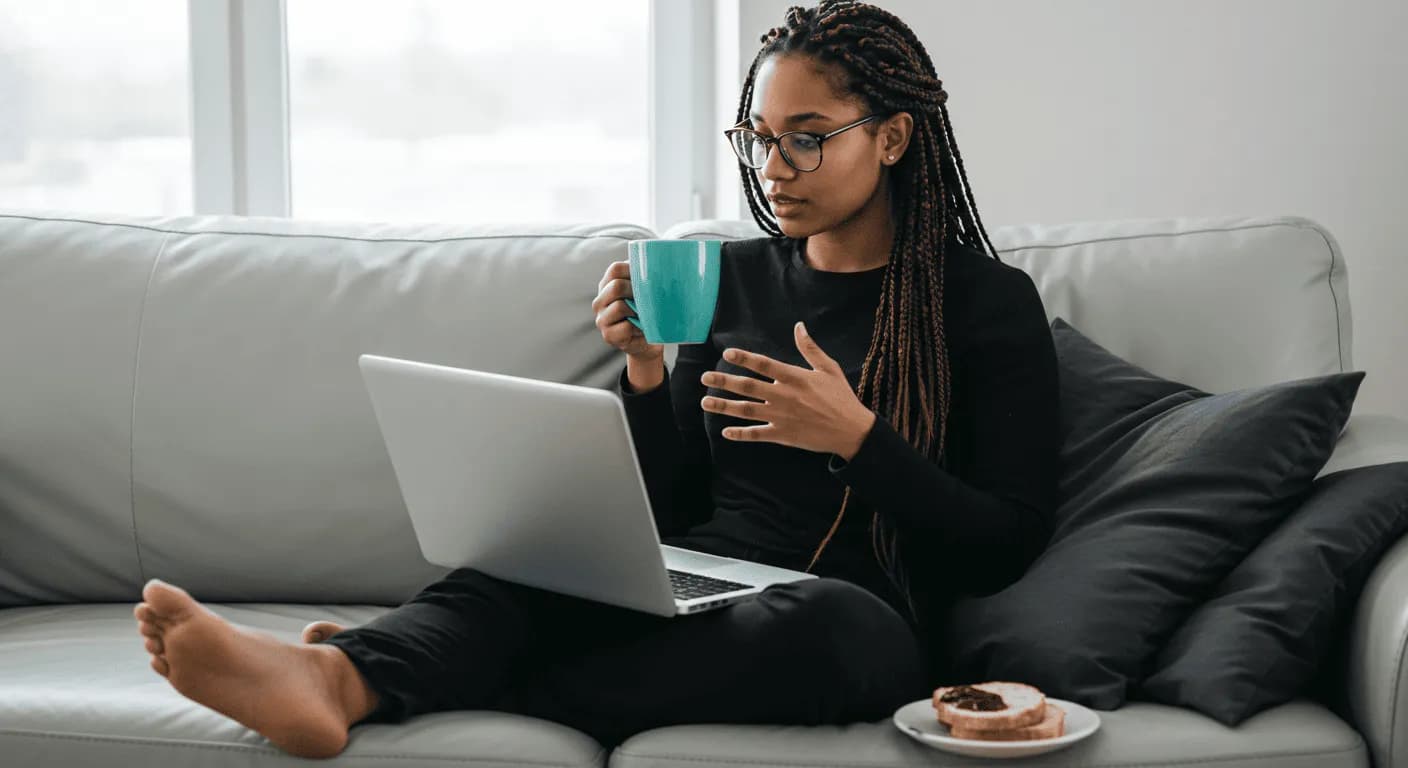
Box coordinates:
[938,685,1007,712]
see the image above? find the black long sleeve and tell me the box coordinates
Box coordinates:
[616,336,722,538]
[824,265,1060,582]
[613,236,1060,618]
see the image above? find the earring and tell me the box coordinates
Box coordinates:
[887,154,896,161]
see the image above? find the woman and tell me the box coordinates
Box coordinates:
[130,1,1058,759]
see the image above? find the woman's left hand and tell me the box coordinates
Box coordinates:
[700,321,877,459]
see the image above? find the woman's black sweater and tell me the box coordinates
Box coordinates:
[616,236,1059,678]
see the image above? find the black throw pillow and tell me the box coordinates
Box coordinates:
[1139,461,1408,724]
[943,318,1365,709]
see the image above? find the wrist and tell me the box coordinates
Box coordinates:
[624,354,666,393]
[836,409,877,462]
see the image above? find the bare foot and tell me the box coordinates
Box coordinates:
[302,620,346,644]
[133,579,378,758]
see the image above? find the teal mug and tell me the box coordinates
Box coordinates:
[624,239,722,344]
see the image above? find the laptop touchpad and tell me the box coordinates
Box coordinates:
[661,545,739,571]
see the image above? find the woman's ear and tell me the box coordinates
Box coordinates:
[880,112,914,165]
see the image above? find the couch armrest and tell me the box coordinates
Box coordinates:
[1347,533,1408,768]
[1335,413,1408,767]
[1319,412,1408,479]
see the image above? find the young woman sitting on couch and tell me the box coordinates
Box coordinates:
[131,1,1059,758]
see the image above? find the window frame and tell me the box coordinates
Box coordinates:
[186,0,720,229]
[188,0,290,216]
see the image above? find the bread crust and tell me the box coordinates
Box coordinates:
[949,703,1066,741]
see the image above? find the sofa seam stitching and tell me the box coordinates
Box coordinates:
[673,222,1301,253]
[128,231,174,585]
[0,213,645,244]
[0,726,597,766]
[989,219,1304,253]
[1300,221,1347,372]
[663,232,738,240]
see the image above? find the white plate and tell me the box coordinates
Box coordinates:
[892,697,1100,759]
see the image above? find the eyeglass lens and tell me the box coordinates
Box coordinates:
[731,131,822,172]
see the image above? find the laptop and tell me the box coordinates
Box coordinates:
[357,353,817,617]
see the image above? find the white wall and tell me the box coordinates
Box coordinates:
[731,0,1407,420]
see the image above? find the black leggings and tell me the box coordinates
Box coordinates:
[322,541,929,746]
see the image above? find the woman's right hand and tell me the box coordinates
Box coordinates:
[594,260,664,361]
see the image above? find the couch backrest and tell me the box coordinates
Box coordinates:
[663,215,1354,394]
[0,210,1355,605]
[0,211,650,605]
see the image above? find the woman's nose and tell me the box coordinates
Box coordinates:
[760,141,797,182]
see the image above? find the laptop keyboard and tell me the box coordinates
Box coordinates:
[667,569,752,600]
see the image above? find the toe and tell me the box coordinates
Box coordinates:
[142,579,198,621]
[150,655,170,677]
[144,635,165,655]
[301,621,346,644]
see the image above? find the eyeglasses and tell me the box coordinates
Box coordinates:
[723,115,881,173]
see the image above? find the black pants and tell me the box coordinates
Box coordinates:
[322,540,929,747]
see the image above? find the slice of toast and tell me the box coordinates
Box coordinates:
[932,682,1046,731]
[949,702,1066,741]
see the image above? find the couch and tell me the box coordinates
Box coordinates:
[1,208,1406,767]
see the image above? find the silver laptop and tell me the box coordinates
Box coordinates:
[357,353,816,617]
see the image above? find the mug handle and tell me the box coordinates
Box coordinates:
[623,298,644,331]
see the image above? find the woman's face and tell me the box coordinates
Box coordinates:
[748,54,896,238]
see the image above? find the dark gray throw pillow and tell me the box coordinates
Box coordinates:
[943,318,1365,710]
[1139,461,1408,724]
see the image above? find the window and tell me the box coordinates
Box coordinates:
[0,0,191,214]
[286,0,650,224]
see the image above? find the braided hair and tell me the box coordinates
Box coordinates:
[736,1,1003,623]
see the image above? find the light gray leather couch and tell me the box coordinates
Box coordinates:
[2,209,1405,767]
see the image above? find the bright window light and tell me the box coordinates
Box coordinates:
[0,0,191,215]
[286,0,649,225]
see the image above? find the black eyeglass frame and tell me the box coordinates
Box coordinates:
[723,114,882,173]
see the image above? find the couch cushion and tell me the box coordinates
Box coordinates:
[0,212,161,605]
[610,700,1365,768]
[0,603,606,767]
[942,319,1363,709]
[1141,461,1408,726]
[0,210,653,605]
[663,215,1353,395]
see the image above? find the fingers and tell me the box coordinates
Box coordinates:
[592,278,635,315]
[701,395,766,422]
[598,260,630,291]
[150,655,170,677]
[723,347,797,384]
[595,261,632,299]
[594,297,639,336]
[595,297,634,329]
[720,424,778,442]
[598,302,644,348]
[700,370,769,400]
[144,635,164,655]
[595,261,658,358]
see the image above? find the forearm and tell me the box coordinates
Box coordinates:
[618,345,720,537]
[828,414,1053,566]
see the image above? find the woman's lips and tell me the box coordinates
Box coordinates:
[768,195,806,215]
